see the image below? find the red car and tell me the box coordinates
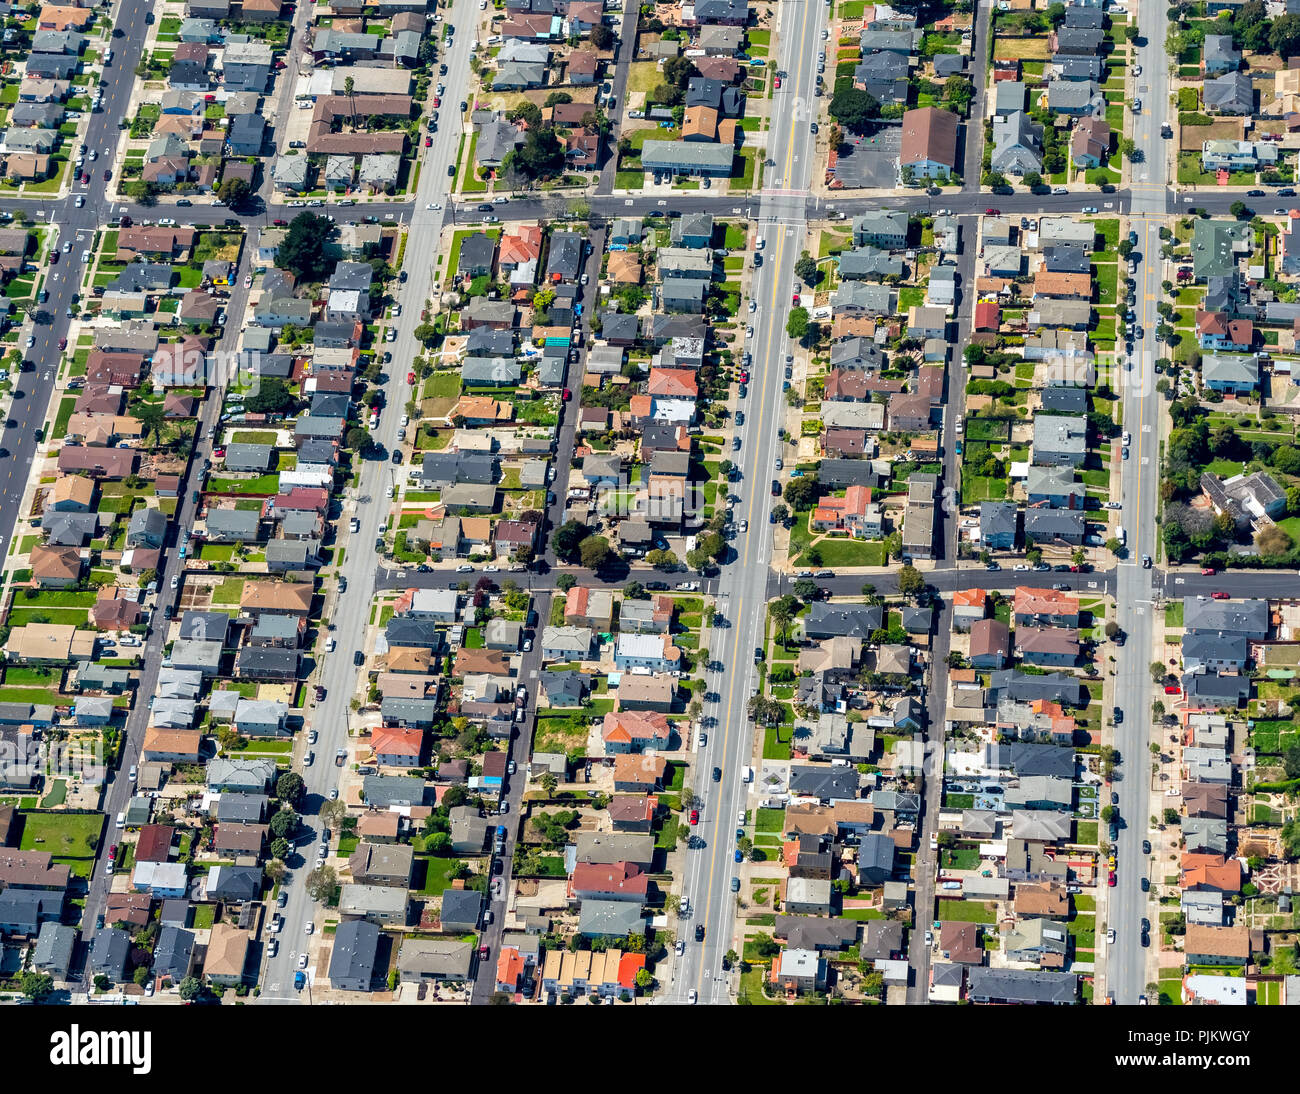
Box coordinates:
[108,844,117,860]
[213,447,226,458]
[273,218,287,226]
[50,251,58,264]
[562,388,572,402]
[1201,567,1216,575]
[478,945,490,960]
[433,95,441,107]
[119,215,132,227]
[1211,591,1230,600]
[1164,685,1182,695]
[103,169,111,180]
[689,808,700,825]
[406,371,416,384]
[1108,871,1116,887]
[58,338,66,350]
[425,136,432,147]
[985,207,1000,215]
[739,370,749,383]
[774,75,782,89]
[792,293,800,305]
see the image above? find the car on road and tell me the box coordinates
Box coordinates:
[985,208,1000,215]
[738,519,748,533]
[1211,590,1230,599]
[1108,871,1116,886]
[298,954,309,970]
[689,808,699,825]
[774,75,781,88]
[1106,928,1116,944]
[791,292,800,305]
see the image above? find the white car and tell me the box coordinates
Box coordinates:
[75,195,84,208]
[307,729,318,745]
[298,954,309,970]
[328,788,339,800]
[89,150,97,161]
[304,922,314,935]
[675,939,685,956]
[25,335,34,348]
[484,564,500,572]
[748,299,756,312]
[456,563,474,573]
[1013,564,1030,571]
[687,989,697,1004]
[386,328,397,342]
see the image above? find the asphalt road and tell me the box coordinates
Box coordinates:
[1105,0,1171,1007]
[256,14,480,1003]
[663,0,828,1006]
[0,0,152,562]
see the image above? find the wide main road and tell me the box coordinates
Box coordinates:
[667,0,827,1005]
[1107,0,1171,1006]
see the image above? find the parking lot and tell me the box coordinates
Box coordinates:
[830,124,901,189]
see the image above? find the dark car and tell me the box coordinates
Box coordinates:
[1110,791,1118,806]
[1280,188,1297,197]
[695,924,705,942]
[375,537,385,551]
[163,603,174,619]
[391,449,402,464]
[1140,877,1150,892]
[337,576,347,593]
[447,164,455,176]
[1142,839,1151,855]
[353,649,365,666]
[754,647,764,663]
[477,203,494,212]
[1113,706,1123,724]
[712,766,721,782]
[103,169,111,180]
[646,581,669,591]
[1247,189,1266,197]
[771,479,781,496]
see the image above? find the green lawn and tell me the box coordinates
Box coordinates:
[19,811,103,858]
[937,899,996,923]
[416,855,463,895]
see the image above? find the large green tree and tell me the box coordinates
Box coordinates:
[829,88,880,133]
[278,213,334,282]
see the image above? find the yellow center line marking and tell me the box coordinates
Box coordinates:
[693,0,816,995]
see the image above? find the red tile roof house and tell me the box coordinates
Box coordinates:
[134,824,175,863]
[1195,310,1254,352]
[647,368,699,399]
[602,710,672,754]
[1012,586,1080,628]
[371,725,425,767]
[974,301,1000,332]
[267,487,331,518]
[810,484,878,538]
[612,753,668,792]
[568,861,650,902]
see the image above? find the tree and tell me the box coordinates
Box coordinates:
[1120,137,1137,160]
[1151,662,1168,684]
[505,126,565,180]
[278,213,334,282]
[771,502,789,525]
[552,519,590,563]
[131,400,167,445]
[578,534,612,570]
[793,578,818,600]
[269,809,298,840]
[555,572,577,592]
[828,87,879,133]
[1023,170,1042,191]
[508,101,543,129]
[944,75,974,112]
[786,306,810,341]
[897,564,924,599]
[19,971,53,1000]
[634,967,654,991]
[217,176,251,207]
[591,23,614,49]
[320,799,347,829]
[275,771,306,808]
[769,595,797,646]
[783,475,818,511]
[794,252,819,286]
[270,837,291,861]
[1272,13,1300,58]
[178,976,205,1002]
[1117,239,1134,258]
[1104,621,1119,638]
[305,864,337,902]
[723,949,739,971]
[245,377,296,415]
[748,695,784,724]
[1285,744,1300,780]
[346,426,370,453]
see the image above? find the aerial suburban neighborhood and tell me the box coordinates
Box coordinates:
[0,0,1289,1038]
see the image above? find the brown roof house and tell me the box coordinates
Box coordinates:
[899,107,959,180]
[29,544,83,589]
